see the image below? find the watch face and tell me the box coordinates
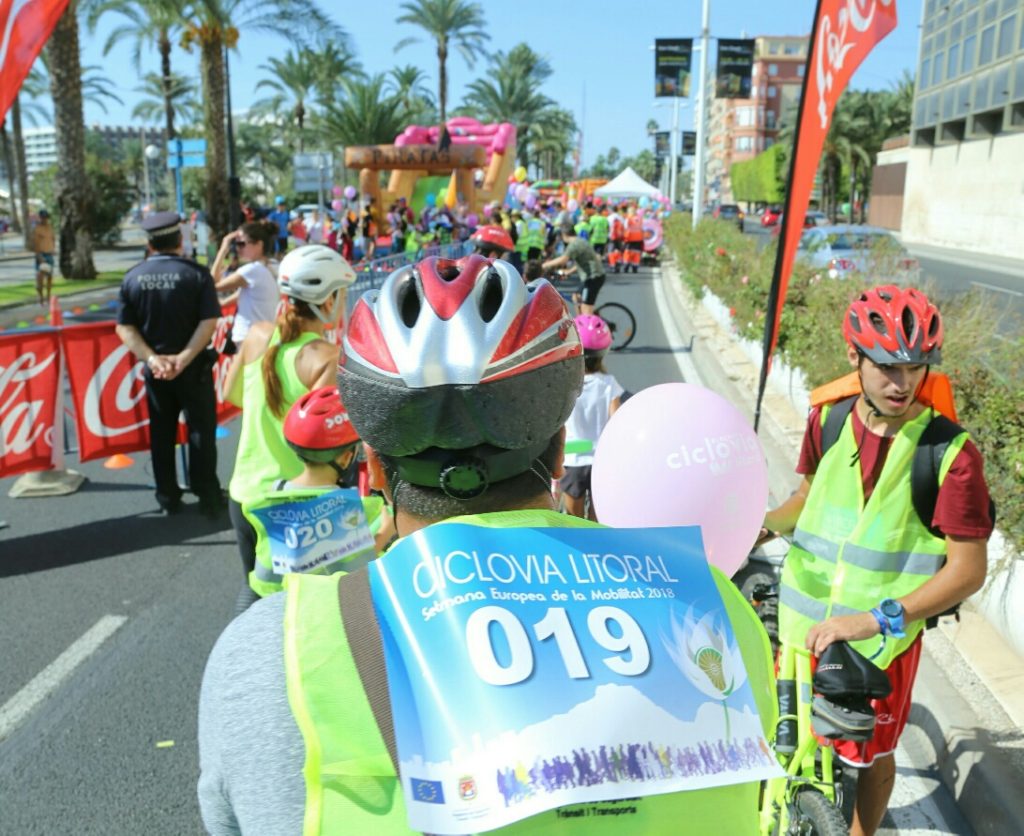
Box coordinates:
[881,599,903,618]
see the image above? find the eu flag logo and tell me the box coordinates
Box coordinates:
[411,777,445,804]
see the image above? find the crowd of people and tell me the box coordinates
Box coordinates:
[111,182,992,836]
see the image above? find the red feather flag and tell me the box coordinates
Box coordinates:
[754,0,898,430]
[0,0,70,121]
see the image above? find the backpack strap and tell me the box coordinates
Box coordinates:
[820,395,858,459]
[911,412,964,540]
[336,570,399,774]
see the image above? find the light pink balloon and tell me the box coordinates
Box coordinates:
[591,383,769,577]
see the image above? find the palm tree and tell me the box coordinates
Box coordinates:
[10,66,50,243]
[253,49,320,151]
[46,6,96,278]
[180,0,339,240]
[460,44,558,168]
[395,0,489,123]
[310,39,363,109]
[132,71,202,128]
[315,75,410,147]
[822,94,871,221]
[527,107,576,179]
[387,64,437,124]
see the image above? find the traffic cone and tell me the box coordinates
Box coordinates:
[103,453,135,469]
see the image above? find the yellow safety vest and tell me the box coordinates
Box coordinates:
[284,510,778,835]
[778,406,967,668]
[245,488,386,597]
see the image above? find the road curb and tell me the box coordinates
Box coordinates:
[656,254,1024,836]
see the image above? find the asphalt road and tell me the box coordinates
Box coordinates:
[0,264,972,834]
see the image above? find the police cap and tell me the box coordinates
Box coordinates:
[142,211,182,238]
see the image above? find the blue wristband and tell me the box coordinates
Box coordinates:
[870,607,889,636]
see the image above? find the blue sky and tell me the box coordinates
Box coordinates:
[77,0,924,167]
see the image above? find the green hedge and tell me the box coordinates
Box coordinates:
[664,213,1024,559]
[730,145,784,205]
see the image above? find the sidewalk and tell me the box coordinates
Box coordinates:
[901,239,1024,281]
[657,257,1024,836]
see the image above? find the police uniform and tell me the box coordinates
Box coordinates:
[118,212,224,513]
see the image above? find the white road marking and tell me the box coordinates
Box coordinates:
[651,267,705,385]
[971,280,1023,297]
[0,615,127,741]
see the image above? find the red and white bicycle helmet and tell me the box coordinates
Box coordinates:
[843,285,943,365]
[338,254,582,497]
[574,314,612,356]
[284,386,359,463]
[469,224,515,256]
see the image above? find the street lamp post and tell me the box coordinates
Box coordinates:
[693,0,711,229]
[141,126,150,213]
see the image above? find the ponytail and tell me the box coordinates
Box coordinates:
[262,300,316,418]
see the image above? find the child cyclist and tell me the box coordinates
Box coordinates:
[560,314,623,519]
[243,386,395,598]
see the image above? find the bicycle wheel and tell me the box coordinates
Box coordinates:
[792,788,847,836]
[595,302,636,351]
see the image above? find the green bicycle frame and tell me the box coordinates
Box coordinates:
[759,641,841,834]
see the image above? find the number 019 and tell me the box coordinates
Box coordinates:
[465,606,650,686]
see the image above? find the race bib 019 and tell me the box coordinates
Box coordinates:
[369,524,780,835]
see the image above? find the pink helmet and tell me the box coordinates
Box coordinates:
[574,314,612,355]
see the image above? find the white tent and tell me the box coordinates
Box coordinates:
[593,167,660,200]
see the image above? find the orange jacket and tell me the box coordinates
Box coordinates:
[624,216,644,243]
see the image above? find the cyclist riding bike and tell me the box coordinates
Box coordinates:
[542,221,607,314]
[760,285,993,836]
[199,253,777,835]
[469,224,515,260]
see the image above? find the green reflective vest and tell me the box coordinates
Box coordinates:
[245,487,387,596]
[525,218,545,251]
[229,330,321,504]
[283,509,778,835]
[588,215,610,245]
[514,220,530,256]
[778,405,967,668]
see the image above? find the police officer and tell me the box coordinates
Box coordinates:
[115,211,225,516]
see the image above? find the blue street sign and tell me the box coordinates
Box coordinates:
[166,138,206,169]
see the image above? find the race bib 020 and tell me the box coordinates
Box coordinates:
[369,524,780,834]
[247,489,374,576]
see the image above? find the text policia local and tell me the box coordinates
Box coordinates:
[415,550,680,622]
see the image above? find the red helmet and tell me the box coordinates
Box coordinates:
[338,254,582,497]
[284,386,359,462]
[574,314,612,355]
[843,285,943,365]
[470,224,514,255]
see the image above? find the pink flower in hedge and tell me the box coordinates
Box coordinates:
[741,275,749,285]
[715,247,727,257]
[729,307,736,317]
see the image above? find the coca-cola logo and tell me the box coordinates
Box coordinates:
[211,311,236,353]
[83,344,148,438]
[0,350,57,457]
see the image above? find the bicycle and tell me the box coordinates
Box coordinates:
[550,270,637,351]
[756,585,848,836]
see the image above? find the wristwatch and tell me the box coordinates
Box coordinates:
[871,598,907,638]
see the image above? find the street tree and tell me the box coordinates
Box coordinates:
[132,71,201,130]
[254,49,321,151]
[395,0,489,123]
[180,0,337,240]
[315,74,409,147]
[387,64,437,125]
[45,6,96,278]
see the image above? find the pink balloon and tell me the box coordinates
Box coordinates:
[331,199,343,211]
[591,383,769,578]
[344,185,357,200]
[332,185,343,197]
[515,184,530,202]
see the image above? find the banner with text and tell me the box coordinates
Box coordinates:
[654,39,693,98]
[715,39,756,99]
[0,330,61,477]
[653,131,670,160]
[756,0,898,425]
[370,524,780,834]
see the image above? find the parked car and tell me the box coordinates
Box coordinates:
[291,203,338,221]
[713,203,745,231]
[760,205,783,227]
[805,210,829,226]
[796,225,921,283]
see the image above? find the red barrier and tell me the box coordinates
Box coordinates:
[0,330,61,477]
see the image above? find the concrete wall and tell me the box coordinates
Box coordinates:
[868,162,907,230]
[900,133,1024,259]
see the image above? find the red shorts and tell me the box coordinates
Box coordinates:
[817,637,923,768]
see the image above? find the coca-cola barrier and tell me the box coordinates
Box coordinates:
[0,305,239,479]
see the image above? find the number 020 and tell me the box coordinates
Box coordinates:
[465,606,650,686]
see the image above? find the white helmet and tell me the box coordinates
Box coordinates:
[278,245,356,304]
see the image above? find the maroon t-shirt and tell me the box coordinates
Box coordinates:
[796,404,994,540]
